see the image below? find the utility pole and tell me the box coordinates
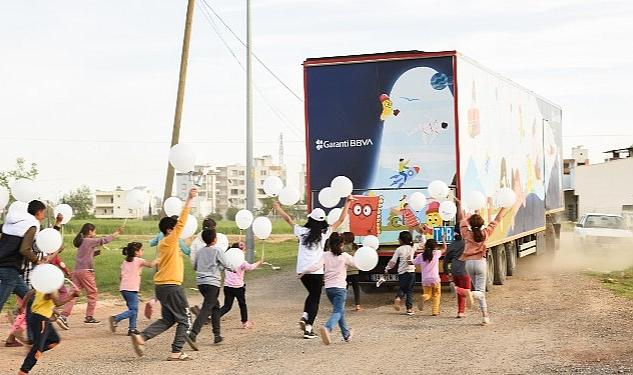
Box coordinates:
[245,0,255,262]
[162,0,196,210]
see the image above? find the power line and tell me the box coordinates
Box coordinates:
[199,0,304,103]
[0,136,303,144]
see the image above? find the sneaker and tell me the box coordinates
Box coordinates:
[298,317,307,332]
[393,297,401,311]
[303,330,318,339]
[343,328,353,343]
[186,334,199,351]
[144,300,155,320]
[56,315,69,330]
[214,336,223,344]
[5,340,23,347]
[84,316,100,324]
[354,305,363,312]
[241,321,254,329]
[406,309,415,316]
[131,333,145,357]
[482,316,490,325]
[127,329,140,336]
[319,326,331,345]
[456,313,466,318]
[108,316,117,333]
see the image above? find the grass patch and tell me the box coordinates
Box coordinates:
[589,268,633,300]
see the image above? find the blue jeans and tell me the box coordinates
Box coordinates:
[0,267,29,312]
[114,291,139,329]
[397,272,415,310]
[324,288,349,337]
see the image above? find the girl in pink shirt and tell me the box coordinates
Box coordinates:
[413,238,446,316]
[109,242,154,336]
[300,233,355,345]
[219,242,262,329]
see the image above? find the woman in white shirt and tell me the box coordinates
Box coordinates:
[274,196,354,339]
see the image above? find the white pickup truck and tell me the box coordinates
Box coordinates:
[574,213,633,249]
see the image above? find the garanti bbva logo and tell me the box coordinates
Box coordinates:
[315,138,373,151]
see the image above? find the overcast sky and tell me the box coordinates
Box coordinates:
[1,0,632,201]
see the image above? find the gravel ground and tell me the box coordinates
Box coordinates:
[2,234,633,374]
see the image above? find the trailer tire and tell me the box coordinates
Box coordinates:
[505,241,517,277]
[486,252,494,292]
[492,245,507,285]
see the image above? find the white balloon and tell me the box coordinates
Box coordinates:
[353,246,379,271]
[252,217,273,240]
[262,176,284,197]
[497,187,517,208]
[438,201,458,221]
[235,209,254,230]
[8,201,28,215]
[362,235,380,250]
[11,179,38,203]
[125,189,146,210]
[35,228,63,255]
[465,191,486,210]
[409,192,427,211]
[180,214,198,239]
[0,187,9,208]
[326,208,342,225]
[30,264,64,294]
[168,143,196,172]
[428,180,450,199]
[216,233,229,251]
[278,186,301,206]
[330,176,353,198]
[224,247,246,270]
[53,204,73,225]
[163,196,183,216]
[318,187,340,208]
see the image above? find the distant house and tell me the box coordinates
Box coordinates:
[94,186,158,219]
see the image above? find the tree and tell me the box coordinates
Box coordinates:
[225,207,239,221]
[0,157,38,190]
[62,185,93,219]
[206,212,223,223]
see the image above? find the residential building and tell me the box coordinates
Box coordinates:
[299,163,307,204]
[562,146,589,221]
[94,186,158,219]
[176,156,286,216]
[572,146,633,226]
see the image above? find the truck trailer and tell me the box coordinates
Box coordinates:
[303,50,563,290]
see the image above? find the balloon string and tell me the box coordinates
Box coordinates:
[261,241,265,261]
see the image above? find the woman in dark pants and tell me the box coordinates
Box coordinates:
[274,197,354,339]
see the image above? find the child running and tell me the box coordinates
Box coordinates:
[218,242,262,329]
[18,286,78,374]
[413,237,447,316]
[342,232,362,311]
[109,242,155,336]
[299,232,355,345]
[185,228,231,351]
[384,231,417,315]
[60,223,123,325]
[443,228,472,318]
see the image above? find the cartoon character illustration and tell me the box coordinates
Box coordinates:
[379,94,400,120]
[349,195,382,236]
[389,165,420,188]
[398,158,410,173]
[399,203,431,236]
[425,201,443,228]
[408,120,449,145]
[467,81,480,138]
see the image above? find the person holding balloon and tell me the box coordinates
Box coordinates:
[18,266,79,375]
[131,187,198,361]
[342,232,362,312]
[413,236,447,316]
[384,231,417,315]
[273,195,354,339]
[298,232,355,345]
[59,223,123,326]
[218,242,262,329]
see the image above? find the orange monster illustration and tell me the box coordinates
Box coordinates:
[349,195,382,236]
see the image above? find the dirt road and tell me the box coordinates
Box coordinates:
[2,235,633,374]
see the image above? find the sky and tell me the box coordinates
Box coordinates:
[1,0,632,202]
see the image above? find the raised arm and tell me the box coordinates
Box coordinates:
[385,249,399,272]
[166,188,197,245]
[298,254,324,276]
[331,196,356,230]
[273,201,295,227]
[493,207,508,223]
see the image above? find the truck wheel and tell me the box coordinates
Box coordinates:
[505,241,517,276]
[486,252,494,292]
[492,245,507,285]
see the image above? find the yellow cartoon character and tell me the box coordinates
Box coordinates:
[379,94,400,120]
[425,201,443,229]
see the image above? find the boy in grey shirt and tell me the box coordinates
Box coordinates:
[186,229,231,350]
